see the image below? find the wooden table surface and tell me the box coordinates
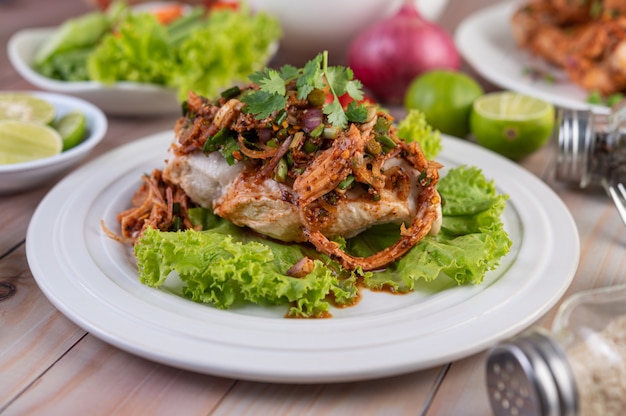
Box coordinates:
[2,0,625,414]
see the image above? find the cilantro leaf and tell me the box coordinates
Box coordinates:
[323,100,348,128]
[345,101,368,123]
[345,79,364,101]
[297,53,324,99]
[248,68,270,84]
[279,64,299,81]
[258,68,286,95]
[241,90,286,119]
[326,66,351,96]
[241,51,366,129]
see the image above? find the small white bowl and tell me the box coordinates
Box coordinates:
[7,28,181,117]
[0,91,108,194]
[247,0,450,65]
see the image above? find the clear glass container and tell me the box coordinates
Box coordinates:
[486,285,626,416]
[555,101,626,190]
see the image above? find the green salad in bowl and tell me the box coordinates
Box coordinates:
[8,1,281,115]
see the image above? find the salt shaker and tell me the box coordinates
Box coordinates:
[555,100,626,189]
[485,285,626,416]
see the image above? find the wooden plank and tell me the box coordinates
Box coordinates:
[213,368,446,416]
[0,243,85,410]
[4,335,235,415]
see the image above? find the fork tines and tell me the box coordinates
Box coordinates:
[608,183,626,227]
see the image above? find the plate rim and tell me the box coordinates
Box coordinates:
[25,130,580,383]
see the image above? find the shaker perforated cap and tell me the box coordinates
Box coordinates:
[485,331,578,416]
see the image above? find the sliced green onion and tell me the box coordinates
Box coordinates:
[275,158,288,182]
[290,131,305,149]
[220,139,240,165]
[366,139,382,156]
[276,128,289,140]
[365,105,377,122]
[376,134,397,150]
[303,140,318,153]
[275,109,287,126]
[338,175,355,190]
[323,126,340,139]
[203,127,232,153]
[220,86,242,99]
[310,123,324,138]
[170,216,181,231]
[374,116,392,133]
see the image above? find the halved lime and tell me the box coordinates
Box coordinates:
[0,120,63,165]
[53,110,87,151]
[0,93,56,125]
[470,92,555,160]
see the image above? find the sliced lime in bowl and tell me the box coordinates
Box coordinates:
[0,92,56,125]
[0,120,62,165]
[53,110,87,151]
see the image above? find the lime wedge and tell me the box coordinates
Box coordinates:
[470,92,555,160]
[0,93,56,125]
[0,120,63,165]
[53,110,87,151]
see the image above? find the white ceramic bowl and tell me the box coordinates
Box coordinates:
[7,1,279,117]
[7,28,181,117]
[247,0,450,65]
[0,91,108,194]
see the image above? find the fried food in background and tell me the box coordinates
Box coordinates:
[511,0,626,95]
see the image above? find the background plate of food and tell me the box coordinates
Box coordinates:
[455,1,616,114]
[25,128,579,383]
[7,1,280,116]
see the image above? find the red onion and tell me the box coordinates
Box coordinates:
[257,128,273,143]
[347,2,460,103]
[302,108,324,133]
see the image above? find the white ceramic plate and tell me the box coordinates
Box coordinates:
[26,131,580,383]
[455,1,610,114]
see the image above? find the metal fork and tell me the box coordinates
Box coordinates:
[608,183,626,227]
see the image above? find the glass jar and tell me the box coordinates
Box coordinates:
[485,285,626,416]
[555,101,626,190]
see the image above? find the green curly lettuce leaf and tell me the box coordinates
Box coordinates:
[396,109,442,160]
[134,212,359,318]
[356,165,511,292]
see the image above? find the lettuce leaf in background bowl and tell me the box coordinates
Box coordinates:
[34,1,282,101]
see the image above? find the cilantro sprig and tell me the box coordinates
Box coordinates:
[241,51,366,128]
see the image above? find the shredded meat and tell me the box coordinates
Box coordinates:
[102,169,198,244]
[111,84,443,272]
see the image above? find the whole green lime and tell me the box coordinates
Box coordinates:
[404,70,484,138]
[470,92,555,160]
